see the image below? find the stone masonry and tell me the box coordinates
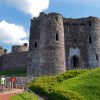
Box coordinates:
[0,12,100,76]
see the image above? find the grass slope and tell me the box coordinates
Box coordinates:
[10,92,38,100]
[56,68,100,100]
[28,68,100,100]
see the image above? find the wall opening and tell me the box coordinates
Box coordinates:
[35,26,37,30]
[73,46,76,49]
[69,47,80,69]
[34,42,37,48]
[89,36,92,44]
[96,54,99,61]
[56,33,59,41]
[74,38,77,43]
[71,56,79,68]
[55,16,58,22]
[89,21,91,26]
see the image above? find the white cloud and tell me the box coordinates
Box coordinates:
[62,0,100,8]
[0,20,29,45]
[5,0,49,17]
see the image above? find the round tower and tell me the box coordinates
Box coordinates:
[29,12,66,75]
[39,13,66,75]
[87,17,100,68]
[12,44,28,53]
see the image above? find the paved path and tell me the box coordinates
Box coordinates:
[0,89,23,100]
[0,93,15,100]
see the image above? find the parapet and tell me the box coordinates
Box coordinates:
[31,12,62,21]
[11,43,28,53]
[63,16,100,26]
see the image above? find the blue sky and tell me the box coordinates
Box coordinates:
[0,0,100,52]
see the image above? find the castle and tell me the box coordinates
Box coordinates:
[0,12,100,76]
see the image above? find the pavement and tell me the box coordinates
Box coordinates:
[0,89,23,100]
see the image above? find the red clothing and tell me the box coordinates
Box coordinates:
[9,77,16,82]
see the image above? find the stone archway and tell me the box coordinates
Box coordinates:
[71,56,79,69]
[69,47,80,69]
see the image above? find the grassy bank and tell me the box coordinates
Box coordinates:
[10,92,38,100]
[28,68,100,100]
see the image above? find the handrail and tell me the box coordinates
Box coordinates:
[15,83,43,100]
[24,86,43,100]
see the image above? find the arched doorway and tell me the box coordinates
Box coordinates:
[71,56,79,69]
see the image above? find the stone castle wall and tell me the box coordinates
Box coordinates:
[63,16,100,69]
[27,50,40,76]
[0,44,29,71]
[2,51,29,71]
[63,18,89,69]
[0,12,100,76]
[0,46,4,68]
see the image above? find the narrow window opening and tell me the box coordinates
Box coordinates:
[74,38,77,43]
[56,34,59,41]
[55,17,58,22]
[73,27,76,31]
[89,21,91,26]
[96,54,99,61]
[35,26,37,29]
[35,42,37,48]
[89,36,92,44]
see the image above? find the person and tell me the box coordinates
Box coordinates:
[1,75,5,93]
[9,76,16,91]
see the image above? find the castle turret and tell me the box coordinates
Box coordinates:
[12,43,28,53]
[29,12,66,75]
[86,17,100,68]
[0,46,4,56]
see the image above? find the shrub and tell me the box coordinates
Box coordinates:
[55,69,88,82]
[48,90,85,100]
[28,69,88,100]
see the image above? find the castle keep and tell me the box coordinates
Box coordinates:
[0,12,100,76]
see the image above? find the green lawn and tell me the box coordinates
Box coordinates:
[28,68,100,100]
[10,92,38,100]
[56,68,100,100]
[0,70,27,76]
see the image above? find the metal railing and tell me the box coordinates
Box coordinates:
[16,83,44,100]
[24,86,43,100]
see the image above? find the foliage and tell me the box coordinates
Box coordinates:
[28,69,89,100]
[0,70,26,76]
[28,68,100,100]
[48,90,85,100]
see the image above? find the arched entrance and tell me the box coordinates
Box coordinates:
[71,56,79,69]
[68,47,80,69]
